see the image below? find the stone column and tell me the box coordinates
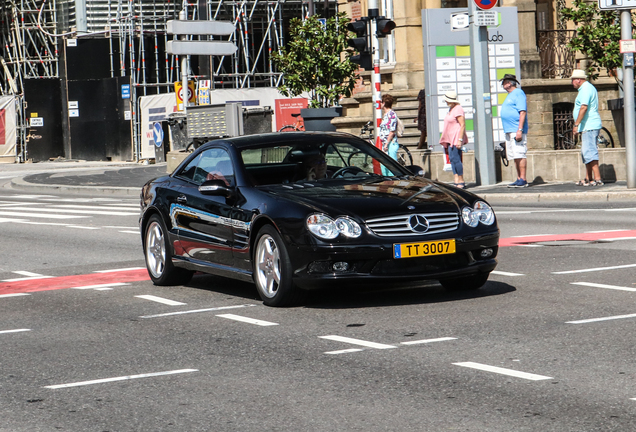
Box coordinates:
[504,0,542,79]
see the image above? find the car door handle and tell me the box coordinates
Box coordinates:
[176,195,187,204]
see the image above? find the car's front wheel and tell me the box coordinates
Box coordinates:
[144,214,194,286]
[439,272,490,291]
[253,225,304,307]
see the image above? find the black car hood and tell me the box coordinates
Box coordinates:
[261,177,470,219]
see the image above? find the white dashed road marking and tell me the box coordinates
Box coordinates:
[325,348,365,355]
[571,282,636,292]
[566,313,636,324]
[94,267,145,273]
[140,304,255,319]
[44,369,199,389]
[0,293,30,298]
[553,264,636,274]
[216,314,278,326]
[135,295,186,306]
[0,329,31,335]
[71,283,130,291]
[319,335,396,350]
[400,337,457,345]
[453,362,553,381]
[491,271,525,277]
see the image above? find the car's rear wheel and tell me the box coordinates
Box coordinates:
[439,272,490,291]
[253,225,304,307]
[144,214,193,286]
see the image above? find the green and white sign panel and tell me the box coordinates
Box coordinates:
[422,7,520,152]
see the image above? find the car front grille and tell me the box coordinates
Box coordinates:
[365,212,459,237]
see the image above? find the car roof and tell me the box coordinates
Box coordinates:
[199,131,358,150]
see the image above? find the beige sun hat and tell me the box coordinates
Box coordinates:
[443,91,459,104]
[570,69,587,80]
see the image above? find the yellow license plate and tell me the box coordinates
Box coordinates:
[393,239,456,259]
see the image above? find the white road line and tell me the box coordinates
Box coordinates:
[553,263,636,274]
[491,270,525,277]
[319,335,396,350]
[517,244,544,248]
[325,348,365,355]
[216,314,278,326]
[566,313,636,324]
[51,204,140,211]
[0,293,30,298]
[12,271,45,277]
[600,237,636,242]
[571,282,636,292]
[119,230,140,234]
[585,229,631,233]
[44,369,198,389]
[135,295,186,306]
[0,329,31,334]
[0,206,137,216]
[400,337,457,345]
[0,217,28,223]
[103,226,140,229]
[453,362,553,381]
[71,283,130,290]
[2,276,53,282]
[0,211,86,219]
[66,225,100,230]
[94,267,145,273]
[141,304,255,318]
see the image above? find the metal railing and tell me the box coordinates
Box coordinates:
[537,30,576,79]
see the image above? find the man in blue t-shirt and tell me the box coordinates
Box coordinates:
[500,74,529,188]
[571,69,603,186]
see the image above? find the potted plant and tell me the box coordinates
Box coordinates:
[272,12,360,131]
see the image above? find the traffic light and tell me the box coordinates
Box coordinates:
[347,18,372,71]
[376,17,396,38]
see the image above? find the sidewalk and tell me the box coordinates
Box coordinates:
[3,160,636,201]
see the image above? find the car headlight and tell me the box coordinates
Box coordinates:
[306,214,361,239]
[462,201,495,227]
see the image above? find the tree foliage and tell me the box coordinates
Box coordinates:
[560,0,623,80]
[272,12,359,108]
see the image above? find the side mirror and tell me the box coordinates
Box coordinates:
[406,165,425,176]
[199,179,234,198]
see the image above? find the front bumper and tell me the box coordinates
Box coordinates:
[288,232,499,290]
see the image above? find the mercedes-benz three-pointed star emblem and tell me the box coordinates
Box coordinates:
[408,214,430,233]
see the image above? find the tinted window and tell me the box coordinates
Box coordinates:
[177,148,234,186]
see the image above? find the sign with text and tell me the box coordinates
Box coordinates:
[599,0,636,9]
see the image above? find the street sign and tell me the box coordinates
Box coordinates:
[121,84,130,99]
[451,12,470,31]
[474,0,497,11]
[620,39,636,53]
[599,0,636,9]
[152,122,164,147]
[475,11,498,26]
[167,20,234,35]
[167,40,237,56]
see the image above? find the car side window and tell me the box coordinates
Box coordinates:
[177,154,202,182]
[184,148,234,186]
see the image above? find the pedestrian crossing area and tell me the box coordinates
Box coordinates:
[0,194,139,233]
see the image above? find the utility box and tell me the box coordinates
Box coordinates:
[243,106,273,135]
[187,102,243,139]
[167,112,189,151]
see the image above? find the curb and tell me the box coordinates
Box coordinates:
[10,176,141,196]
[478,191,636,202]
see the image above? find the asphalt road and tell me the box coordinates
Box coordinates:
[1,182,636,430]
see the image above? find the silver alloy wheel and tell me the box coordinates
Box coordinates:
[145,221,166,278]
[255,234,281,298]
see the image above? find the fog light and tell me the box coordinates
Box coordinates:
[480,248,493,258]
[333,262,349,272]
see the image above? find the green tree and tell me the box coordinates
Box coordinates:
[272,12,360,109]
[560,0,624,80]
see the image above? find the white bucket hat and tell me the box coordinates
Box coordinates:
[570,69,587,80]
[443,91,459,104]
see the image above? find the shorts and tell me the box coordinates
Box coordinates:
[504,132,527,160]
[580,129,600,165]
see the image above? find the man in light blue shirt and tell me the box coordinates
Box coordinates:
[500,74,529,188]
[571,69,603,186]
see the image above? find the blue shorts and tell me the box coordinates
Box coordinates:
[580,130,600,165]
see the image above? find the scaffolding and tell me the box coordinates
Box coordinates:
[0,0,335,161]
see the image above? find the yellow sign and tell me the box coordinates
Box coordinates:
[174,81,196,110]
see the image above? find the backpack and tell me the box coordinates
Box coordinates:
[396,115,405,138]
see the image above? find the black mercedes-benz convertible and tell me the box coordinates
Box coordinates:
[140,132,499,306]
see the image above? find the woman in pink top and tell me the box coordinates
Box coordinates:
[439,91,468,189]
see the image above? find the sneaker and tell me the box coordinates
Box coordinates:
[507,179,521,188]
[514,179,529,188]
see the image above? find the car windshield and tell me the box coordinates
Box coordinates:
[240,137,407,186]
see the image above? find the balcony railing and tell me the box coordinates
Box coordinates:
[537,30,576,79]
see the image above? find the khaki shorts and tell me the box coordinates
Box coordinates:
[505,132,527,160]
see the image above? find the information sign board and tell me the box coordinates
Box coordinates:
[599,0,636,9]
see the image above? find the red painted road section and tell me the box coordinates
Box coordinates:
[3,230,636,295]
[0,269,149,296]
[499,230,636,247]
